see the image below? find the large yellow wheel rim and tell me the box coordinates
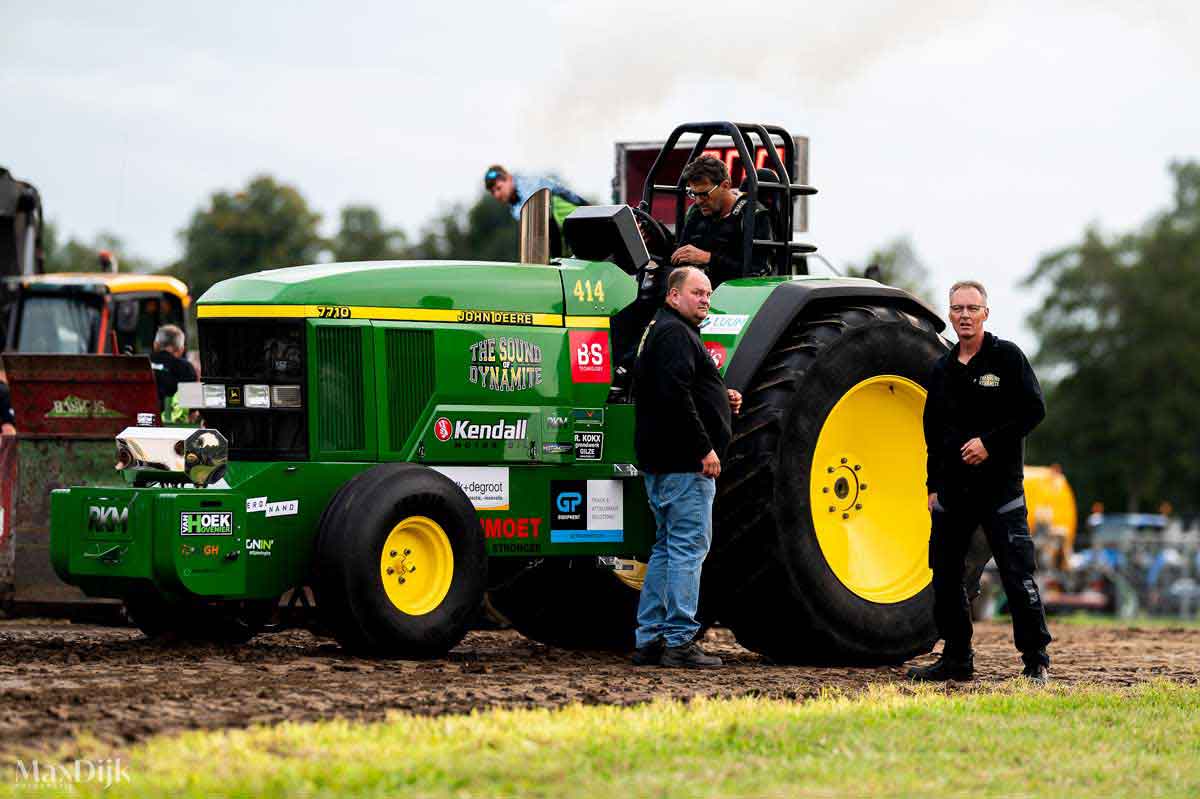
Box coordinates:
[809,375,931,604]
[379,516,454,616]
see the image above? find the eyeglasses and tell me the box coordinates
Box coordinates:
[685,184,720,200]
[949,304,986,315]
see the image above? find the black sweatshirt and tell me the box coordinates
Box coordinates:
[678,196,774,287]
[923,332,1045,507]
[633,306,732,474]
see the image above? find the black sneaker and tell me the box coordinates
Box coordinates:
[1021,663,1050,684]
[632,638,663,666]
[906,652,974,682]
[660,642,722,668]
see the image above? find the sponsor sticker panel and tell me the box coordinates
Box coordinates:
[550,479,624,543]
[431,466,510,511]
[179,511,234,536]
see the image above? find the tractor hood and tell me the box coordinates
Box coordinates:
[198,260,566,319]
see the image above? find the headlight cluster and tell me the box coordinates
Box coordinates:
[199,383,302,409]
[114,427,229,487]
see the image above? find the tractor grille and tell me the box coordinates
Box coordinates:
[198,319,307,460]
[385,329,435,451]
[314,326,365,452]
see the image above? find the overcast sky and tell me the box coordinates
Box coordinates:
[3,0,1197,349]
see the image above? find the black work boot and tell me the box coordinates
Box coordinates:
[660,641,722,668]
[632,638,664,666]
[1020,663,1050,684]
[906,651,974,682]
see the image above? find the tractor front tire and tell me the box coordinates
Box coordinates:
[708,304,946,664]
[313,463,486,657]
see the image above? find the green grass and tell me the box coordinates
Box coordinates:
[9,682,1199,799]
[1050,612,1200,628]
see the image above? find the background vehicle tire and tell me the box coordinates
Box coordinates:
[312,463,485,657]
[707,304,947,664]
[487,558,640,651]
[123,594,275,643]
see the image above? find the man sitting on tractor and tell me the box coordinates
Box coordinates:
[667,155,774,286]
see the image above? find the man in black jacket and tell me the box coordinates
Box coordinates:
[909,280,1052,683]
[671,156,774,287]
[631,266,742,668]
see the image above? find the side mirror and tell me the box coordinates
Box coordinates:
[519,188,552,265]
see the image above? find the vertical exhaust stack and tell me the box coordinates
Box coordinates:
[519,187,552,265]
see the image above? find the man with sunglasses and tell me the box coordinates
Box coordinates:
[909,280,1052,684]
[483,165,588,257]
[670,156,774,287]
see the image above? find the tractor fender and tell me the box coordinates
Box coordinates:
[724,280,946,392]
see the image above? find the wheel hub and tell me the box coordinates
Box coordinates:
[809,375,932,604]
[379,516,454,616]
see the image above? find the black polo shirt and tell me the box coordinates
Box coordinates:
[923,332,1045,506]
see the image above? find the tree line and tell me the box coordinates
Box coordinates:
[44,175,519,299]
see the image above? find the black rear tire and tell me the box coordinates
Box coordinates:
[487,558,640,651]
[707,304,947,664]
[312,463,486,658]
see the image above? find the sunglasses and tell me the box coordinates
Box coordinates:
[685,183,720,200]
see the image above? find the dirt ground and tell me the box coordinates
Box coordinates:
[1,619,1197,755]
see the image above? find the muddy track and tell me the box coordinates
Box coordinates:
[1,620,1196,755]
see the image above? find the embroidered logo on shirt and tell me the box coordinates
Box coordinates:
[978,373,1001,388]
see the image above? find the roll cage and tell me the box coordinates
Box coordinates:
[638,122,818,275]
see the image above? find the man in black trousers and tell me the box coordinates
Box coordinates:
[909,279,1052,683]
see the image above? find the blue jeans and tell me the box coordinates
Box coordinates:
[635,471,716,649]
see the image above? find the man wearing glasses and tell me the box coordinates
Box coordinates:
[909,280,1052,684]
[670,156,774,287]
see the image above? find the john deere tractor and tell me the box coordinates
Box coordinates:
[50,123,948,663]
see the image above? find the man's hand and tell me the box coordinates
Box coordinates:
[671,244,711,266]
[1,423,15,437]
[928,492,939,513]
[961,437,989,465]
[701,449,721,478]
[727,389,742,416]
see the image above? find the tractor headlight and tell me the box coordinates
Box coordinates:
[202,383,227,408]
[114,427,229,487]
[244,384,271,408]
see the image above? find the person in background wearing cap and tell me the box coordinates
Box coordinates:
[484,165,587,257]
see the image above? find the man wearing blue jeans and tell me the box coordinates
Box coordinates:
[631,266,741,667]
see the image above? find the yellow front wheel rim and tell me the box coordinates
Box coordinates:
[379,516,454,616]
[809,375,931,604]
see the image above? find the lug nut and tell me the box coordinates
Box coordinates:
[827,466,835,474]
[399,577,406,585]
[409,565,416,573]
[387,567,394,575]
[828,506,836,512]
[842,512,849,519]
[404,549,412,556]
[389,550,397,557]
[855,503,862,510]
[860,484,868,491]
[854,464,861,471]
[840,457,848,464]
[822,487,829,493]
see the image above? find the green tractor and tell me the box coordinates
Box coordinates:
[49,123,948,663]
